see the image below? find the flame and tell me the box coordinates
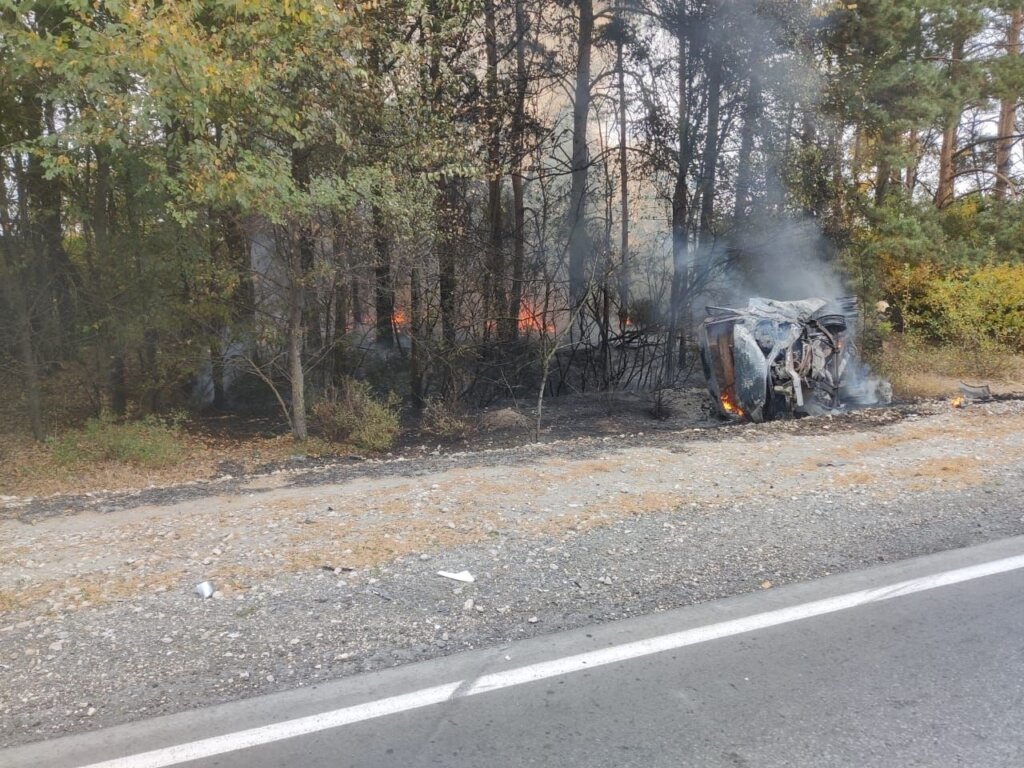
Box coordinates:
[392,309,408,328]
[518,302,555,333]
[720,392,745,418]
[950,395,965,408]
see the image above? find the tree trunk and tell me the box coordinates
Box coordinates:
[286,268,307,441]
[904,128,920,193]
[288,148,313,441]
[505,0,529,342]
[567,0,594,307]
[426,0,458,396]
[484,0,505,335]
[32,105,76,354]
[699,33,722,238]
[875,126,895,206]
[90,145,127,415]
[109,349,128,416]
[2,261,44,439]
[935,123,957,208]
[615,10,630,313]
[409,264,425,409]
[16,287,44,440]
[666,16,691,385]
[436,179,459,401]
[935,35,966,209]
[995,8,1023,200]
[0,176,45,439]
[372,203,394,348]
[734,75,761,220]
[695,23,722,290]
[332,282,348,382]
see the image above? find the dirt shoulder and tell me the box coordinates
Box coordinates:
[3,398,1024,747]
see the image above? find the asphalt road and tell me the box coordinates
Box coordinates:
[5,536,1024,768]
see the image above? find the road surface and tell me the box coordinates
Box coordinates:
[4,536,1024,768]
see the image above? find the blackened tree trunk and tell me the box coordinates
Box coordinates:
[698,33,721,238]
[615,6,630,313]
[484,0,505,335]
[505,0,529,343]
[437,180,458,352]
[695,23,722,291]
[666,13,692,385]
[568,0,594,307]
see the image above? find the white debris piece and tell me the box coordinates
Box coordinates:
[437,570,475,583]
[194,581,215,599]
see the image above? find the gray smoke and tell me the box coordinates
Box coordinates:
[725,218,846,304]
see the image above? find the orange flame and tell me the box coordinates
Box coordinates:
[950,395,965,408]
[518,303,555,333]
[392,309,408,328]
[721,392,745,418]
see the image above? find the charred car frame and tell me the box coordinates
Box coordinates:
[699,297,887,422]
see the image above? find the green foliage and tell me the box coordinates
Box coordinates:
[52,414,187,468]
[311,379,400,453]
[849,194,1024,362]
[922,263,1024,351]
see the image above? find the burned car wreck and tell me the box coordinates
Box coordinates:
[699,297,890,422]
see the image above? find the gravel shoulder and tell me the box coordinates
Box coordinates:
[3,399,1024,747]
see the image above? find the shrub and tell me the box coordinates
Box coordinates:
[311,379,400,452]
[52,414,187,468]
[420,398,470,439]
[882,259,1024,352]
[924,263,1024,352]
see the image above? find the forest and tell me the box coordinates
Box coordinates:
[3,0,1024,454]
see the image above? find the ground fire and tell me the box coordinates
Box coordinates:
[698,297,891,422]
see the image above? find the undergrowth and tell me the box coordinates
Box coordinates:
[51,413,187,468]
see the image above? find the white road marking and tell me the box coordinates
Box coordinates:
[77,553,1024,768]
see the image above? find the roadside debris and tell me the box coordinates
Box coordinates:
[699,297,891,422]
[321,565,354,574]
[194,581,214,599]
[959,382,993,402]
[437,570,475,583]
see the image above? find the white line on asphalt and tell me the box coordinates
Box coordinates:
[76,552,1024,768]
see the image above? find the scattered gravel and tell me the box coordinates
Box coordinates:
[2,398,1024,748]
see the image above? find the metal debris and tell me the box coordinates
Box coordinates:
[959,382,993,402]
[437,570,475,583]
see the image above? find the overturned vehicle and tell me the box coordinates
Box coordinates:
[698,297,890,422]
